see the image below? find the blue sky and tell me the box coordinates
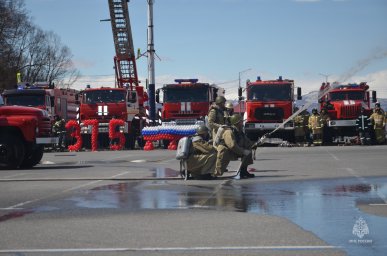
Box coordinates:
[24,0,387,98]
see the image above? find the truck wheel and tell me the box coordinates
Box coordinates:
[21,146,44,168]
[0,135,25,169]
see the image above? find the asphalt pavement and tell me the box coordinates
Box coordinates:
[0,145,386,255]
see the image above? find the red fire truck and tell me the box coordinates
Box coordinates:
[156,79,224,124]
[318,82,377,143]
[78,0,146,149]
[240,76,302,141]
[0,96,58,169]
[79,85,146,149]
[2,82,79,121]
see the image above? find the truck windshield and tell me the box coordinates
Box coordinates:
[248,84,291,101]
[84,90,126,104]
[330,91,364,101]
[164,87,208,102]
[5,95,45,107]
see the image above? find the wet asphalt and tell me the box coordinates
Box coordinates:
[0,146,386,255]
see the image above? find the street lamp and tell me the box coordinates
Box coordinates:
[239,68,252,88]
[319,73,330,83]
[238,68,251,113]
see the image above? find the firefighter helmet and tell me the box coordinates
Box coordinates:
[196,125,209,135]
[229,114,243,125]
[225,101,234,109]
[215,96,226,105]
[312,108,318,114]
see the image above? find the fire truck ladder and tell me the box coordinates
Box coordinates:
[108,0,139,89]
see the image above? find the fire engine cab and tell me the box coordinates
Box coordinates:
[156,79,224,125]
[2,82,79,121]
[318,81,377,143]
[241,76,302,141]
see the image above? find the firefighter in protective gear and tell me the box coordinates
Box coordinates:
[215,114,255,178]
[370,103,386,144]
[308,109,324,145]
[293,108,305,144]
[356,107,372,145]
[302,110,312,145]
[186,125,217,179]
[320,108,331,145]
[224,101,234,126]
[208,96,227,139]
[53,115,66,151]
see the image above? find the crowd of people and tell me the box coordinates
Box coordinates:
[293,102,386,146]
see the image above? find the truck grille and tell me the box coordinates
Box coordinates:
[340,105,360,119]
[39,117,52,136]
[254,107,284,121]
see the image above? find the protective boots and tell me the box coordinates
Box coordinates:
[239,166,255,179]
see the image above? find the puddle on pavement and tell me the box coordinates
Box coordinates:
[61,176,387,256]
[1,174,386,255]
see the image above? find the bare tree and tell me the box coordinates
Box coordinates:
[0,0,79,90]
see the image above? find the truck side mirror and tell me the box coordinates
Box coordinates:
[238,87,242,97]
[155,89,160,103]
[297,87,302,100]
[372,91,377,103]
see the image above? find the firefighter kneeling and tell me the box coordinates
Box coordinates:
[186,125,217,179]
[215,114,255,179]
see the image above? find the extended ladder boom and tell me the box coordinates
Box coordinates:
[108,0,139,89]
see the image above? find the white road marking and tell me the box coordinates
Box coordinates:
[369,204,387,206]
[0,245,341,253]
[131,159,146,163]
[325,149,387,204]
[326,150,340,161]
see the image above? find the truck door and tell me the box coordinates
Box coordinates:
[46,95,54,117]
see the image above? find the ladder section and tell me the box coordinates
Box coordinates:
[108,0,138,89]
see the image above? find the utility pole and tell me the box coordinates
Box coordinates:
[238,68,251,113]
[147,0,156,125]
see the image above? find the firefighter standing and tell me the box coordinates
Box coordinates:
[320,108,331,145]
[369,103,386,144]
[53,115,66,151]
[356,107,372,145]
[131,106,147,149]
[308,108,324,145]
[224,101,234,126]
[293,110,305,145]
[302,110,312,146]
[208,96,226,139]
[186,125,217,179]
[215,114,255,178]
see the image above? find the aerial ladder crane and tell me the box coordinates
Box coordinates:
[77,0,146,150]
[108,0,139,90]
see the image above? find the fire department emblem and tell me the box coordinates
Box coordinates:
[352,217,369,239]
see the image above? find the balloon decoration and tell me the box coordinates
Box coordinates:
[83,119,99,151]
[142,123,200,150]
[109,119,126,150]
[65,120,82,152]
